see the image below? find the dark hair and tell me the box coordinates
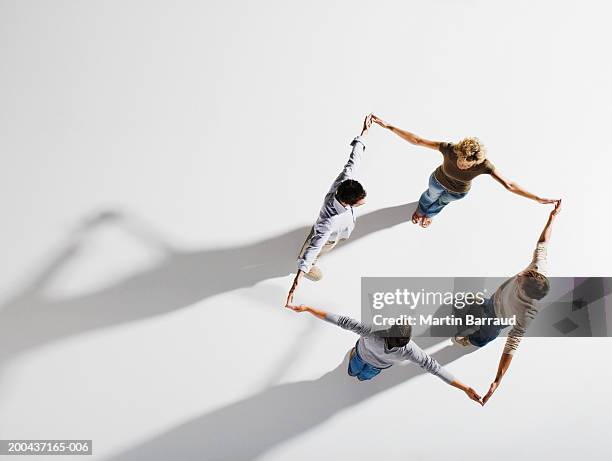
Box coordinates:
[336,179,366,206]
[521,270,550,300]
[379,323,413,349]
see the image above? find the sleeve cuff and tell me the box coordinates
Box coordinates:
[297,260,311,273]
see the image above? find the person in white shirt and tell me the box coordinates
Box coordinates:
[453,200,562,404]
[286,114,372,306]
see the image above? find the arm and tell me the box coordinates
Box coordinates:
[402,342,483,405]
[482,352,514,405]
[287,221,332,306]
[517,199,561,282]
[296,220,332,274]
[490,169,558,204]
[372,115,441,150]
[450,380,484,406]
[538,199,562,244]
[484,298,537,403]
[286,305,373,336]
[329,115,372,190]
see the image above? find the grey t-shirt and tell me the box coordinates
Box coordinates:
[324,313,455,384]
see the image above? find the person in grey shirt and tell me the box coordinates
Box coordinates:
[287,303,483,405]
[286,114,373,306]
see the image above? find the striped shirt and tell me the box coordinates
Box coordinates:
[493,242,548,355]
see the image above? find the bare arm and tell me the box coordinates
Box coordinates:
[450,380,484,406]
[482,352,514,405]
[538,199,562,244]
[490,169,558,204]
[372,115,441,150]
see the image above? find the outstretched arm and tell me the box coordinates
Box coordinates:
[490,169,558,204]
[403,341,483,406]
[327,114,372,193]
[286,304,373,336]
[538,199,562,244]
[372,115,441,150]
[482,352,513,405]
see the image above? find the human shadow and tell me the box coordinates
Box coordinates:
[0,202,417,363]
[106,341,476,461]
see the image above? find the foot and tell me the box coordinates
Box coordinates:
[420,216,433,228]
[451,335,471,347]
[303,265,323,282]
[411,210,424,224]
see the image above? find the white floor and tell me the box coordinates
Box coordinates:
[1,1,611,460]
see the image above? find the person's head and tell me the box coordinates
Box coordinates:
[518,269,550,300]
[379,323,413,349]
[453,137,487,170]
[336,179,367,207]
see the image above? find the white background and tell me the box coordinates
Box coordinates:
[1,1,611,460]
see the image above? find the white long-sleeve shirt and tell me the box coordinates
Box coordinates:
[296,136,365,273]
[324,313,456,384]
[493,242,548,355]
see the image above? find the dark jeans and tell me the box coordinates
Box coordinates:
[348,343,386,381]
[467,297,505,347]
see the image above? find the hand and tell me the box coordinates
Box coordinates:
[361,113,373,135]
[537,197,558,204]
[482,381,499,405]
[286,304,309,313]
[371,114,391,129]
[551,199,562,217]
[464,387,484,406]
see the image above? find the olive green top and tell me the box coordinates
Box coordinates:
[433,142,494,193]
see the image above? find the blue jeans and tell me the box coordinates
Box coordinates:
[417,173,468,218]
[348,344,385,381]
[466,297,504,347]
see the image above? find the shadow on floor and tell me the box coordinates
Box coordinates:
[107,341,476,461]
[0,203,417,362]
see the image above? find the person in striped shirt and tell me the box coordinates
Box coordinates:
[453,200,561,404]
[287,304,483,405]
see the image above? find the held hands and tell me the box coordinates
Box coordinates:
[361,113,373,136]
[371,114,392,129]
[550,199,562,217]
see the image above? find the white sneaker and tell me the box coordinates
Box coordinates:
[451,336,471,347]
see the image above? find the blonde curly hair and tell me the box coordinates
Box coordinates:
[453,137,487,169]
